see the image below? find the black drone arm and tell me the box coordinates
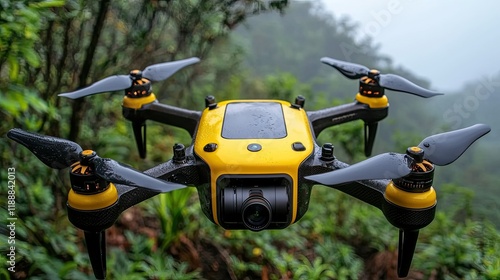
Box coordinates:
[122,101,202,158]
[307,101,388,137]
[123,101,201,137]
[68,146,207,232]
[302,147,387,210]
[326,160,387,209]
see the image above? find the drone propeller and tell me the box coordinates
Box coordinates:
[7,128,186,279]
[306,124,490,277]
[321,57,444,157]
[59,57,200,159]
[7,128,185,192]
[306,124,490,185]
[320,57,443,98]
[7,128,83,169]
[58,57,200,99]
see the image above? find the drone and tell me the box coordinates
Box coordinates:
[8,57,490,279]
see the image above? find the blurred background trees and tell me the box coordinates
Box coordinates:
[1,0,499,279]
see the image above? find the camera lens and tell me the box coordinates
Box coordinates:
[242,196,272,231]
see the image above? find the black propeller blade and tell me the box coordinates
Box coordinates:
[59,57,200,99]
[417,124,491,166]
[85,231,107,280]
[141,57,200,82]
[320,57,369,79]
[58,75,132,99]
[7,129,186,193]
[7,128,82,169]
[92,157,185,193]
[306,124,491,186]
[378,73,442,98]
[306,153,412,186]
[320,57,443,98]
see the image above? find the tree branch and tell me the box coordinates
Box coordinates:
[68,0,111,141]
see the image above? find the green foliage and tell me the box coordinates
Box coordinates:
[312,236,364,279]
[415,215,500,279]
[294,256,336,280]
[105,231,202,280]
[145,252,201,280]
[0,85,53,135]
[0,0,64,80]
[263,72,312,101]
[146,188,197,249]
[0,1,59,136]
[317,120,364,163]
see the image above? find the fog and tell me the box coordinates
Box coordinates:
[321,0,500,93]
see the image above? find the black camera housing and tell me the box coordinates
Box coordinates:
[217,175,292,231]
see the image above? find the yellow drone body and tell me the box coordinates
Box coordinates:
[194,100,315,228]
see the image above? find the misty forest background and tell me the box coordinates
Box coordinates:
[1,1,499,279]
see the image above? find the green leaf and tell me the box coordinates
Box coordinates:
[7,56,20,81]
[22,47,41,67]
[30,0,67,9]
[16,7,40,23]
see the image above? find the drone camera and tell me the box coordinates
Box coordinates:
[218,175,292,231]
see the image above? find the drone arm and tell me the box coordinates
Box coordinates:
[117,149,207,211]
[307,101,388,138]
[123,101,201,137]
[67,148,207,232]
[303,151,388,210]
[326,176,387,210]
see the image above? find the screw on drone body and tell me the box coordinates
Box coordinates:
[80,150,97,165]
[320,143,335,161]
[173,143,186,163]
[406,146,424,163]
[292,95,306,109]
[368,69,380,78]
[203,143,217,152]
[129,70,143,80]
[205,95,217,110]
